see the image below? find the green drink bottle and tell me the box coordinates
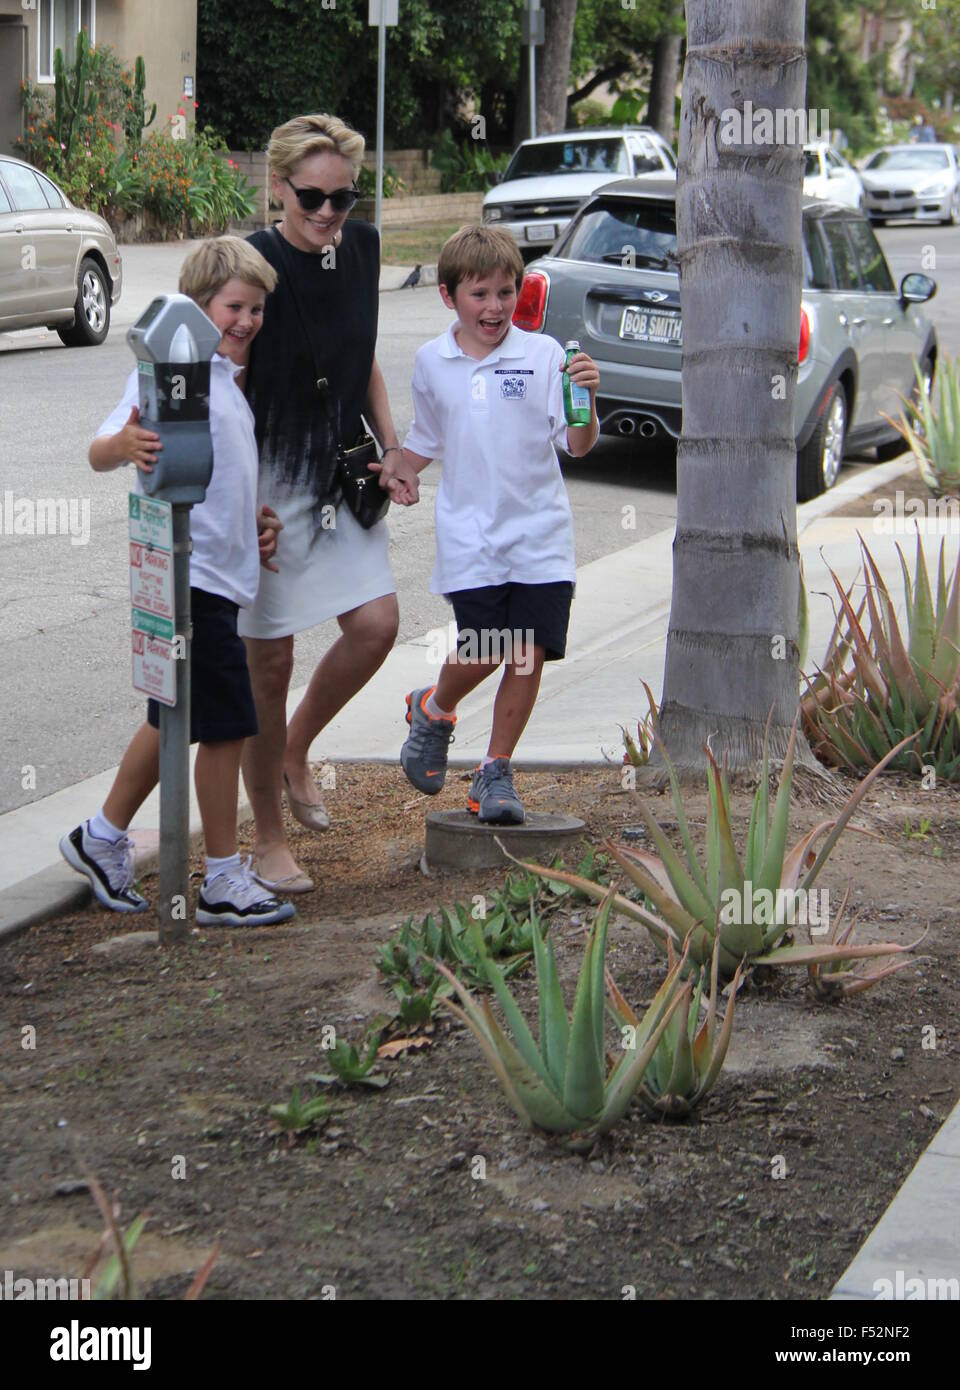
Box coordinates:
[563,339,592,426]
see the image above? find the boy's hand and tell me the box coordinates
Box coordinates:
[118,406,162,472]
[561,351,600,399]
[369,452,420,507]
[257,504,283,572]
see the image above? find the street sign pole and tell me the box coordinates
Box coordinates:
[376,6,386,239]
[529,37,536,140]
[157,505,191,945]
[523,0,542,140]
[369,0,398,240]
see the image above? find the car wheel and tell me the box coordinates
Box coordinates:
[57,257,110,347]
[943,191,960,227]
[797,381,847,502]
[875,356,934,462]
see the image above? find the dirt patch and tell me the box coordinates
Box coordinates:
[1,764,957,1300]
[828,464,926,519]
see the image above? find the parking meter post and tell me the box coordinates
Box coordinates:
[126,294,220,947]
[157,503,192,945]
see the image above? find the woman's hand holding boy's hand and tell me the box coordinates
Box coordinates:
[369,449,421,507]
[257,504,284,572]
[117,405,162,472]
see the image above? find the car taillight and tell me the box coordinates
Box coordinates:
[799,307,810,364]
[513,271,549,331]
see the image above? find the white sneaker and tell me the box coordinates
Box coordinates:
[196,856,296,927]
[59,822,149,913]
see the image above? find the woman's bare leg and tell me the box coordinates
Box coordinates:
[241,635,304,880]
[284,594,399,803]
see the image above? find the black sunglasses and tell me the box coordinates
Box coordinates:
[284,177,359,213]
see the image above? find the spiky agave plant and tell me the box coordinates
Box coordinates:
[884,356,959,496]
[504,720,922,988]
[606,935,743,1118]
[436,894,687,1146]
[801,536,960,780]
[801,889,924,998]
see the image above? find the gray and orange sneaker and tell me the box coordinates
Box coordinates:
[400,687,456,793]
[467,758,525,825]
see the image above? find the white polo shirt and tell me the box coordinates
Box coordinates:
[404,323,576,594]
[96,354,261,608]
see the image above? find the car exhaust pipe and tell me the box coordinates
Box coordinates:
[617,416,636,436]
[638,419,657,437]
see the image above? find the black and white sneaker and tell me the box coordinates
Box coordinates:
[196,856,296,928]
[59,822,149,913]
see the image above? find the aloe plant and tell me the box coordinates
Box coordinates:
[801,536,960,780]
[885,356,959,496]
[437,893,687,1146]
[799,889,925,998]
[308,1030,388,1088]
[269,1086,331,1134]
[506,719,921,988]
[621,680,659,767]
[606,935,743,1117]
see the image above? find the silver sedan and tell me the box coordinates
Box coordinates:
[0,154,122,345]
[860,144,960,226]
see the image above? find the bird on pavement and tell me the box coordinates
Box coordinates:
[400,263,422,289]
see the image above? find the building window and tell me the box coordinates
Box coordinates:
[38,0,96,83]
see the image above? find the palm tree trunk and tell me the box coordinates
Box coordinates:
[657,0,808,772]
[537,0,579,133]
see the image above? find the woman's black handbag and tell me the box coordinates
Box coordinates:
[270,225,389,529]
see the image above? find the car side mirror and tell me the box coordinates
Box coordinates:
[901,272,936,304]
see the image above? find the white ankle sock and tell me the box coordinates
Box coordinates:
[205,852,241,880]
[89,809,125,843]
[425,690,455,720]
[480,755,499,770]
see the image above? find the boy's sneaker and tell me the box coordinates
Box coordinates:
[196,857,296,928]
[59,822,148,913]
[400,687,456,793]
[467,759,525,825]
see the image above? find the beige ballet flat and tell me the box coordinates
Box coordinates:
[283,771,331,832]
[252,856,315,895]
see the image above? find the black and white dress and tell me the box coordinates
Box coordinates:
[238,219,395,640]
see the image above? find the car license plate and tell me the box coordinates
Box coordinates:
[526,223,557,242]
[619,306,682,346]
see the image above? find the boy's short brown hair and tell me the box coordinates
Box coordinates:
[437,224,525,298]
[178,235,277,308]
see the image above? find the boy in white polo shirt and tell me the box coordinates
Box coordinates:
[384,224,599,824]
[59,237,296,927]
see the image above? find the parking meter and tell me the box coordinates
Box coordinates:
[126,294,221,504]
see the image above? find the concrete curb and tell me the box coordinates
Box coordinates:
[0,824,212,949]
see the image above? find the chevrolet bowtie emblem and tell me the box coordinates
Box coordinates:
[532,205,549,215]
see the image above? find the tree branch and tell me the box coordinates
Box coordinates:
[568,58,636,106]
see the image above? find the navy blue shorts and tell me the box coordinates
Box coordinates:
[447,581,574,663]
[147,587,258,745]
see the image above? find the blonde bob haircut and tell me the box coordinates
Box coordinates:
[437,224,525,298]
[178,235,277,308]
[267,113,366,186]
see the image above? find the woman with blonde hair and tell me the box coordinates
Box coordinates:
[240,113,415,892]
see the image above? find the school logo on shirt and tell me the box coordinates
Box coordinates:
[499,375,527,400]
